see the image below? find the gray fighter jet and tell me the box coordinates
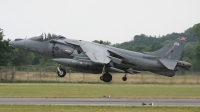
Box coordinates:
[9,33,191,82]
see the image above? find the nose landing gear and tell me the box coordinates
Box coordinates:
[57,64,66,77]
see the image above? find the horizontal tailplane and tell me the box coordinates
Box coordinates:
[158,58,177,70]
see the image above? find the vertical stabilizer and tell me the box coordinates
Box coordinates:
[145,37,187,60]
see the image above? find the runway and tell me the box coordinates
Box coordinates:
[0,98,200,106]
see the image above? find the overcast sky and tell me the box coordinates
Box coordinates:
[0,0,200,44]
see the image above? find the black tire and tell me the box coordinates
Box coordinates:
[57,68,66,77]
[122,77,127,81]
[103,73,112,82]
[100,76,104,80]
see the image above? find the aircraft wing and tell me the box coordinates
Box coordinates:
[64,40,123,64]
[78,41,111,64]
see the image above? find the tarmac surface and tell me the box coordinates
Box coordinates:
[0,98,200,106]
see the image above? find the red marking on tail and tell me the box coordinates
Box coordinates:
[178,37,187,41]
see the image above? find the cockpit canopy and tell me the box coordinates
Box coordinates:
[29,33,66,41]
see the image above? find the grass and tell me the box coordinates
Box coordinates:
[0,84,200,111]
[0,83,200,98]
[0,105,200,112]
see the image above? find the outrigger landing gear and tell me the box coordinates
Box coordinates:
[57,64,66,77]
[100,65,112,82]
[122,74,127,81]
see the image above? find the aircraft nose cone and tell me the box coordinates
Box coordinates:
[8,39,25,49]
[9,41,14,46]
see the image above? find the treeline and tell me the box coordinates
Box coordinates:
[11,49,53,67]
[113,28,197,52]
[111,27,199,71]
[1,23,200,72]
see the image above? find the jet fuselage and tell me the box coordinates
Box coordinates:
[9,34,191,79]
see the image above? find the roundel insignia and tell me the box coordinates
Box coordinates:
[55,46,59,51]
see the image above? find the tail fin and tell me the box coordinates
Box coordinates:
[144,37,187,60]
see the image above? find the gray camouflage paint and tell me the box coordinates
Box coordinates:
[9,34,191,77]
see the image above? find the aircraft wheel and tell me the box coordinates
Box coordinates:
[103,72,112,82]
[122,76,127,81]
[100,76,104,81]
[57,68,66,77]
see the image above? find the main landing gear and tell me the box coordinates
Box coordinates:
[100,65,112,82]
[100,72,112,82]
[100,65,129,82]
[100,72,127,82]
[57,64,66,77]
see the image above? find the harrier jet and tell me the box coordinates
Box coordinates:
[9,34,191,82]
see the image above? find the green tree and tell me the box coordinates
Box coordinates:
[195,43,200,60]
[133,45,150,53]
[124,45,134,51]
[192,23,200,60]
[33,54,54,66]
[150,41,164,52]
[93,40,111,45]
[11,49,35,66]
[0,28,13,66]
[192,23,200,71]
[192,23,200,40]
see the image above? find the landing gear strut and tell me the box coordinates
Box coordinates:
[57,64,66,77]
[100,65,112,82]
[122,74,127,81]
